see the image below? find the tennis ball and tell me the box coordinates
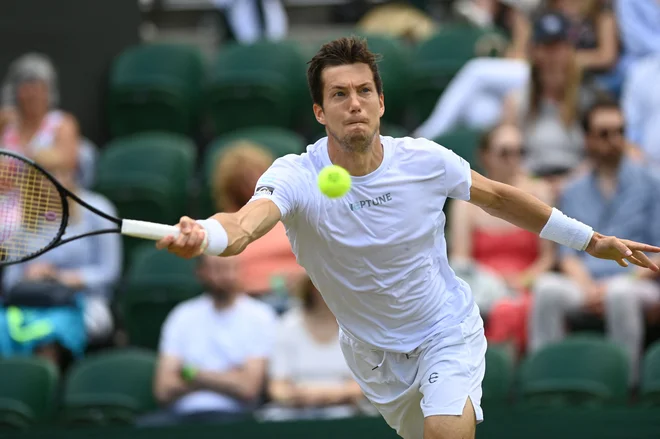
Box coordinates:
[318,165,351,198]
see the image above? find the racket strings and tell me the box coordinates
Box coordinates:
[0,155,64,262]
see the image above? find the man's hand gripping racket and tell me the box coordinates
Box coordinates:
[0,150,211,265]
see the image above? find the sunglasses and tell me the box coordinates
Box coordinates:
[593,126,624,139]
[491,145,526,159]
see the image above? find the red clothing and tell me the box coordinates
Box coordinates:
[471,227,540,354]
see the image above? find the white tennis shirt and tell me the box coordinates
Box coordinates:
[250,135,475,353]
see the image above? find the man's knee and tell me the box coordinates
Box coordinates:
[605,277,641,311]
[533,275,572,309]
[423,398,476,439]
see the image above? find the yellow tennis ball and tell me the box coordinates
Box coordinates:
[318,165,351,198]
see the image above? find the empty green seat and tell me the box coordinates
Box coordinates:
[640,340,660,406]
[206,41,307,135]
[411,26,508,123]
[94,132,196,226]
[433,127,483,174]
[108,43,205,137]
[118,243,203,350]
[518,336,629,407]
[0,357,58,430]
[358,34,411,127]
[482,345,514,405]
[61,348,157,426]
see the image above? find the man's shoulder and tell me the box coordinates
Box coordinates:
[166,294,209,323]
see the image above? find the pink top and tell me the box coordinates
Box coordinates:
[472,228,540,275]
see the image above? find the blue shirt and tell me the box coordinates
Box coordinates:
[558,159,660,280]
[615,0,660,61]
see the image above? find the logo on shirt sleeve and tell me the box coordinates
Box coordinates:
[254,186,275,196]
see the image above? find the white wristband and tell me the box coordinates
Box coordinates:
[196,219,228,256]
[540,208,594,251]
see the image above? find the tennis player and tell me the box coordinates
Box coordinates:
[156,37,660,439]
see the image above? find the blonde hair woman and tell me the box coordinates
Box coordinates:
[211,141,304,310]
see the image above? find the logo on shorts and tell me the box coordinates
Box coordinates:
[428,372,439,384]
[254,186,274,196]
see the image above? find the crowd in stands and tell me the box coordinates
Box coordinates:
[1,0,660,429]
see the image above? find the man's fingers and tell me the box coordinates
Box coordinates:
[628,250,658,271]
[156,236,175,250]
[625,241,660,253]
[614,239,633,257]
[616,258,629,268]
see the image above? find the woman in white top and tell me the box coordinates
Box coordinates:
[262,273,366,421]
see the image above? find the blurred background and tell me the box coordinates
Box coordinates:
[1,0,660,438]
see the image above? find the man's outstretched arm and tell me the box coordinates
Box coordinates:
[468,171,660,271]
[155,198,282,258]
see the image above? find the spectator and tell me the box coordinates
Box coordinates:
[453,0,537,59]
[621,54,660,165]
[0,53,97,188]
[262,273,365,421]
[0,148,121,366]
[212,141,304,312]
[449,123,554,356]
[145,255,277,426]
[548,0,622,96]
[1,53,78,172]
[502,10,600,196]
[212,0,288,44]
[614,0,660,69]
[356,2,438,45]
[529,99,660,384]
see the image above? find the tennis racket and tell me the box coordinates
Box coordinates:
[0,149,183,266]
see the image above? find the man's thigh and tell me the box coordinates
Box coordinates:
[424,397,476,439]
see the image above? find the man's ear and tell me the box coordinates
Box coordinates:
[313,103,326,125]
[379,93,385,118]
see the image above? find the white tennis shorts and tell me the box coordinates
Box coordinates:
[339,304,487,439]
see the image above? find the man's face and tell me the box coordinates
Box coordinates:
[196,255,238,300]
[313,63,384,153]
[586,108,626,166]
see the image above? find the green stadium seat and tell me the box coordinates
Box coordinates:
[200,126,307,217]
[482,344,514,405]
[107,43,205,137]
[410,26,508,124]
[205,41,308,136]
[0,357,58,430]
[93,132,196,265]
[518,336,629,407]
[357,34,411,127]
[433,127,483,174]
[117,243,203,350]
[640,340,660,406]
[61,348,157,426]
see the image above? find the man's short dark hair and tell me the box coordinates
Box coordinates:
[581,97,622,133]
[306,36,383,107]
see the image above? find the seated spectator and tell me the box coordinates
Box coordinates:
[529,99,660,384]
[0,149,121,366]
[503,11,594,183]
[261,273,365,421]
[144,255,277,426]
[449,123,554,356]
[621,54,660,164]
[0,53,97,188]
[356,2,438,45]
[0,53,79,173]
[548,0,621,95]
[212,141,304,312]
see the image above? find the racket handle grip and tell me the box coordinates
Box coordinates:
[121,219,180,241]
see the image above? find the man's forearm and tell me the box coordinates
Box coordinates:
[191,368,261,401]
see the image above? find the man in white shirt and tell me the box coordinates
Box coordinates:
[156,37,660,439]
[142,255,277,426]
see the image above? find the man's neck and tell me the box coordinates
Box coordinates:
[327,134,383,177]
[211,292,238,310]
[595,161,621,198]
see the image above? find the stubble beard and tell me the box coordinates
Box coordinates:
[328,124,379,154]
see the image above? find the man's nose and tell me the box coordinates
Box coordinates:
[348,91,361,112]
